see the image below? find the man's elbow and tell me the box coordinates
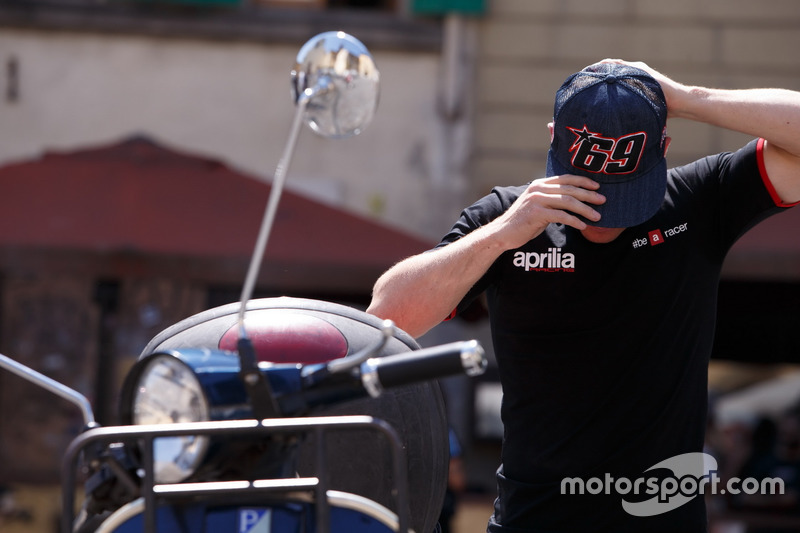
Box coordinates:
[366,297,402,327]
[365,298,386,320]
[366,298,427,339]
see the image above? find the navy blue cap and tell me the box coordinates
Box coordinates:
[546,62,668,228]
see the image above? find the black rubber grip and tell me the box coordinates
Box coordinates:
[369,341,481,389]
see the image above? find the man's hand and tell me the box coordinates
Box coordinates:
[492,175,605,249]
[598,58,689,119]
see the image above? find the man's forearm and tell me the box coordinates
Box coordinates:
[668,84,800,203]
[367,224,507,338]
[674,86,800,156]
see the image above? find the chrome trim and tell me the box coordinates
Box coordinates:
[0,352,95,426]
[460,340,487,377]
[94,498,144,533]
[360,358,383,398]
[327,490,413,531]
[63,416,412,533]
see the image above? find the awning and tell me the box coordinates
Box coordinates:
[0,136,434,293]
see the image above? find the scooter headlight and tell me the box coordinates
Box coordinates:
[132,354,210,483]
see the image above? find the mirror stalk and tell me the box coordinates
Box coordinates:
[236,94,311,336]
[233,32,379,416]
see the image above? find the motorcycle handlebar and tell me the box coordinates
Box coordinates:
[279,339,487,416]
[359,340,486,398]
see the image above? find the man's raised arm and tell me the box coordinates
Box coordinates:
[605,59,800,205]
[367,175,606,338]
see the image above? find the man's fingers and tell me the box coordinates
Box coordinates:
[538,174,601,190]
[545,208,590,231]
[557,195,603,223]
[526,176,607,210]
[522,189,603,224]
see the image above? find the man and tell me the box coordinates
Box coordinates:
[367,60,800,532]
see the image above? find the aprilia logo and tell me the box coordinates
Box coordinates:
[567,125,646,174]
[513,248,575,272]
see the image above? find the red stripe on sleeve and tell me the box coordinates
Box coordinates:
[757,137,800,207]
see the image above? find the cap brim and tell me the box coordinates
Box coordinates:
[546,149,667,228]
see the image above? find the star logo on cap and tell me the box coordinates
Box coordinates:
[567,126,599,152]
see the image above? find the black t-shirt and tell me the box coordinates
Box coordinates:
[437,139,792,532]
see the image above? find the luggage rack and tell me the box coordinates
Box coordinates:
[62,415,411,533]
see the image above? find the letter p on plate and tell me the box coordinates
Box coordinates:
[240,509,271,533]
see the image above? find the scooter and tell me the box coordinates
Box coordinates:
[0,32,486,533]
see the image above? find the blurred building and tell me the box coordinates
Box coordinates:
[1,1,799,531]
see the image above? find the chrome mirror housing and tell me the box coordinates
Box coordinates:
[291,31,380,138]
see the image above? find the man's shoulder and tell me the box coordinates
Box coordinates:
[482,184,529,208]
[666,139,760,183]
